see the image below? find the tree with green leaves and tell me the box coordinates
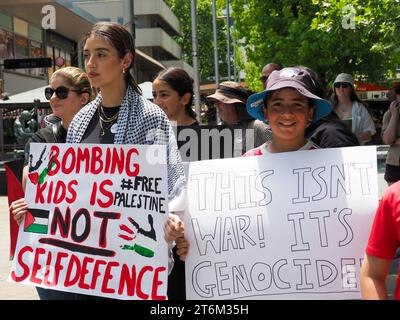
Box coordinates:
[231,0,400,91]
[165,0,229,83]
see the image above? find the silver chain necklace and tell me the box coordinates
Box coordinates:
[98,105,119,123]
[98,105,119,136]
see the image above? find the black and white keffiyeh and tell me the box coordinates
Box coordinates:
[66,85,186,201]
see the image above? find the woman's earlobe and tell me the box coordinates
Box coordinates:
[182,92,192,106]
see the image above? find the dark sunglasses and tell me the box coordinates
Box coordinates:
[44,86,79,100]
[260,76,269,83]
[334,82,352,89]
[395,87,400,95]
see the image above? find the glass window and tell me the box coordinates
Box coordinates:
[29,25,42,42]
[15,35,28,58]
[0,27,14,59]
[29,40,44,76]
[0,12,13,31]
[47,45,54,78]
[13,17,28,37]
[15,35,29,74]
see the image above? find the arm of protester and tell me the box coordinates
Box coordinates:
[357,131,372,145]
[382,102,399,145]
[357,104,376,144]
[176,236,189,261]
[10,197,28,226]
[360,253,391,300]
[164,213,184,243]
[22,165,29,192]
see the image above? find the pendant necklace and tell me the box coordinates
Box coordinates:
[98,105,119,136]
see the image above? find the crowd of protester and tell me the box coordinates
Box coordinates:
[8,21,400,300]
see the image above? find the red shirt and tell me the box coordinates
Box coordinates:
[366,181,400,299]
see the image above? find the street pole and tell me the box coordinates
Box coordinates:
[191,0,201,123]
[212,0,220,86]
[212,0,220,123]
[226,0,231,81]
[232,22,237,82]
[123,0,136,83]
[123,0,135,36]
[78,45,83,71]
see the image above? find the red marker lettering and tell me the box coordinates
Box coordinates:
[10,246,33,282]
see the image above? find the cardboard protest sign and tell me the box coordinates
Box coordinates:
[184,146,378,300]
[9,143,169,300]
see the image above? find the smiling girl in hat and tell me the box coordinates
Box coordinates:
[174,66,333,262]
[243,66,332,156]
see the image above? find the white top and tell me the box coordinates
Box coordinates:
[351,101,376,137]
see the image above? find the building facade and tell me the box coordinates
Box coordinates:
[0,0,97,96]
[73,0,193,82]
[0,0,98,156]
[0,0,192,156]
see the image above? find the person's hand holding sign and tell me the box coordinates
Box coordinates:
[164,213,184,243]
[175,237,189,261]
[164,213,189,261]
[10,198,28,226]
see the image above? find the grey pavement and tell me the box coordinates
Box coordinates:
[0,159,394,299]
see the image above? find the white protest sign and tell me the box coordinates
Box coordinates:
[184,146,378,300]
[9,143,169,300]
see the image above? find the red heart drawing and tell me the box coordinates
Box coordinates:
[28,172,39,185]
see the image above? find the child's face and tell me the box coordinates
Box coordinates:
[264,88,315,141]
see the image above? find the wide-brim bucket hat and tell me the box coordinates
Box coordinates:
[207,81,248,105]
[333,73,354,87]
[247,67,332,124]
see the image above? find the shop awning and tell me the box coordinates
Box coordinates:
[0,85,49,108]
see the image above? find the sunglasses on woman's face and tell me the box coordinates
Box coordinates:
[44,86,78,100]
[334,82,351,89]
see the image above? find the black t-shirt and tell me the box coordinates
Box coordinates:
[24,122,67,166]
[81,106,120,144]
[305,118,359,148]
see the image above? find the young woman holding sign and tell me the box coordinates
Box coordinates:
[67,22,185,203]
[10,66,94,299]
[66,22,186,299]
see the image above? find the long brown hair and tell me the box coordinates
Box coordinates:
[82,22,140,94]
[155,67,197,120]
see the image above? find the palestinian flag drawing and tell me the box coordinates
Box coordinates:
[121,236,156,258]
[119,216,157,258]
[24,208,50,234]
[4,159,25,260]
